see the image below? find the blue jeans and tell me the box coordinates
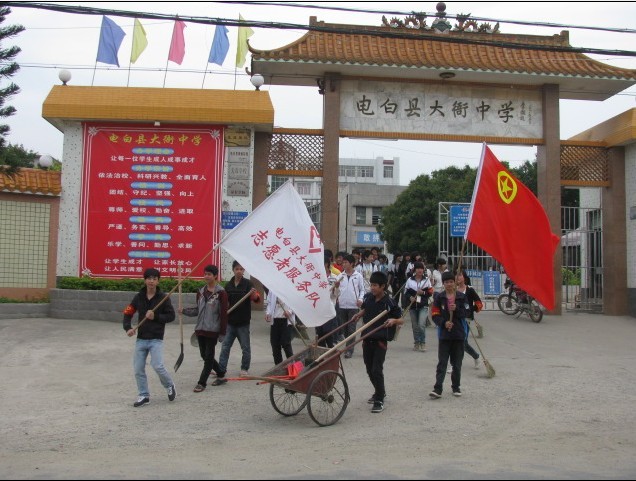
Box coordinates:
[133,339,173,398]
[218,324,251,372]
[410,307,427,344]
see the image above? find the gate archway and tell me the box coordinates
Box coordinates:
[251,4,636,315]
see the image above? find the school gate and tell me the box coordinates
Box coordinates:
[439,197,604,313]
[250,3,636,315]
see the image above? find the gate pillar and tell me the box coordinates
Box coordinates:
[538,84,563,314]
[321,73,341,251]
[603,147,628,315]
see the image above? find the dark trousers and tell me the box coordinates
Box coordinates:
[197,336,222,386]
[339,308,359,354]
[270,318,293,365]
[362,339,388,401]
[434,339,465,393]
[315,316,337,348]
[464,339,479,360]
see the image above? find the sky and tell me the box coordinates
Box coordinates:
[2,1,635,185]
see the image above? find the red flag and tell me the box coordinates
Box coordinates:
[465,145,560,310]
[168,20,186,64]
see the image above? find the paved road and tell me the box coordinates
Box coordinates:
[1,309,635,479]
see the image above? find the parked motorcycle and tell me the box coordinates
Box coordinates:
[497,279,543,323]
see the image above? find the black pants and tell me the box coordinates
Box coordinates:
[434,339,465,393]
[270,318,293,365]
[315,316,337,348]
[197,335,222,386]
[362,339,388,401]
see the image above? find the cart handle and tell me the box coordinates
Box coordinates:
[303,312,393,372]
[311,309,389,365]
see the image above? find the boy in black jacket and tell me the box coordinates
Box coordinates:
[123,268,176,407]
[429,271,470,399]
[217,261,261,378]
[351,271,403,413]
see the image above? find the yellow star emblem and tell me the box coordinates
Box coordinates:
[497,171,517,204]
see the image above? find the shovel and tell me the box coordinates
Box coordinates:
[174,266,185,372]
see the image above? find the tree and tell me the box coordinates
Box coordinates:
[0,6,25,178]
[377,165,476,261]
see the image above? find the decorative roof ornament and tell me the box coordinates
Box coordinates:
[431,2,452,33]
[381,2,500,34]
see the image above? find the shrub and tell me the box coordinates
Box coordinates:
[57,276,217,293]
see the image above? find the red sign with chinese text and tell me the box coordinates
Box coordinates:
[80,123,224,279]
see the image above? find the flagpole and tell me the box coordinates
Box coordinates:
[163,57,170,88]
[233,67,238,90]
[201,64,208,89]
[91,60,98,86]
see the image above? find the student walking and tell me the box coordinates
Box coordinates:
[429,271,470,399]
[217,261,260,378]
[181,265,228,392]
[351,271,403,413]
[123,268,176,407]
[265,290,295,365]
[335,254,365,358]
[455,270,483,369]
[404,261,433,352]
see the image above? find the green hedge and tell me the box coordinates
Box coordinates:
[0,297,49,303]
[57,277,220,293]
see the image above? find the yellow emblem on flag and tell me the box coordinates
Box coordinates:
[497,171,517,204]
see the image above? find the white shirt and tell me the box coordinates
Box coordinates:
[355,262,377,292]
[265,291,295,325]
[336,270,365,309]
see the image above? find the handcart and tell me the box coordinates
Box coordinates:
[243,310,389,427]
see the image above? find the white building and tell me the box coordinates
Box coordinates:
[268,156,406,254]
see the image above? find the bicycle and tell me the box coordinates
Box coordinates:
[497,279,543,323]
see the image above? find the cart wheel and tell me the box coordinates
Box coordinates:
[269,383,307,416]
[497,293,520,315]
[528,299,543,323]
[307,370,349,427]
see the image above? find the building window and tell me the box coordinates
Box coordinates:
[339,166,355,177]
[295,182,311,196]
[372,207,382,225]
[383,166,393,178]
[355,206,366,225]
[358,166,374,178]
[270,175,288,193]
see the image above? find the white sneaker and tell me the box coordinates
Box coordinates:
[240,370,249,377]
[474,358,480,369]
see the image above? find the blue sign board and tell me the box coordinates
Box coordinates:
[221,211,248,229]
[482,271,501,296]
[465,269,481,280]
[356,231,382,245]
[450,205,470,237]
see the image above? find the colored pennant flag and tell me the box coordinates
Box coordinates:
[235,14,254,68]
[130,18,148,64]
[168,19,187,65]
[208,25,229,65]
[464,144,560,310]
[218,181,336,327]
[96,16,125,67]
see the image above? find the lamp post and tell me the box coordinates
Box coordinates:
[38,154,53,169]
[58,70,71,85]
[250,74,265,91]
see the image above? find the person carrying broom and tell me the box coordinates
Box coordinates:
[429,271,471,399]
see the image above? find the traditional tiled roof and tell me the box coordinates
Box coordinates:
[0,168,62,196]
[43,86,274,132]
[250,17,636,100]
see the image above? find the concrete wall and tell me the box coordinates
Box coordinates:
[626,144,636,317]
[48,289,197,323]
[0,303,50,320]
